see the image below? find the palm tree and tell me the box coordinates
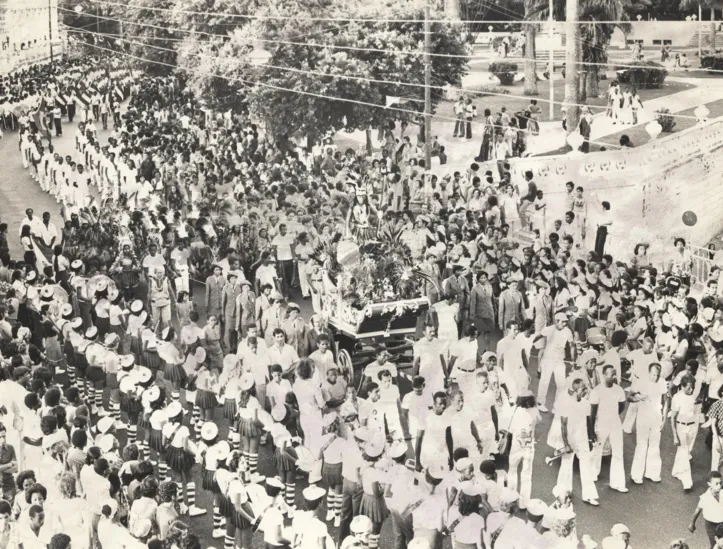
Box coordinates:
[523,3,538,95]
[680,0,723,53]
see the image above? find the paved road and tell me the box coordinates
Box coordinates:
[0,116,715,549]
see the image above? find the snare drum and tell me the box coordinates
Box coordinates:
[586,327,607,346]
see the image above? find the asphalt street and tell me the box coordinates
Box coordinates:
[0,116,715,549]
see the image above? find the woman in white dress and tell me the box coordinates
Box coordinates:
[293,359,326,452]
[431,294,460,355]
[50,474,91,549]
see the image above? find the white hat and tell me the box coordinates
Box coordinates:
[161,327,173,341]
[26,271,37,282]
[527,499,548,517]
[98,434,115,453]
[108,288,120,302]
[499,487,520,505]
[611,524,630,536]
[271,404,287,422]
[302,485,326,502]
[71,318,83,329]
[71,259,83,270]
[364,437,385,459]
[166,401,183,419]
[454,457,473,472]
[96,280,107,292]
[194,347,207,362]
[287,302,300,311]
[552,484,571,499]
[120,355,135,368]
[40,286,54,299]
[239,375,255,391]
[353,427,370,442]
[201,422,219,442]
[61,304,74,318]
[266,477,285,490]
[104,333,119,346]
[136,366,152,383]
[143,385,161,404]
[130,300,144,313]
[119,375,139,393]
[389,440,407,459]
[85,326,98,339]
[96,416,114,435]
[214,441,231,463]
[350,515,373,534]
[459,480,483,497]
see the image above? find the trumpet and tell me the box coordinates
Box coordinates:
[545,448,572,466]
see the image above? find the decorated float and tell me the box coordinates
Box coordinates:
[315,225,435,387]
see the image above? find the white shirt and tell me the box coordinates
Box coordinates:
[272,233,295,261]
[541,325,574,361]
[589,383,626,425]
[19,215,43,237]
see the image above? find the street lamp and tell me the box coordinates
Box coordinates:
[248,41,272,66]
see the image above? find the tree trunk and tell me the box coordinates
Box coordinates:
[579,70,587,102]
[365,128,373,155]
[524,24,538,95]
[564,0,581,134]
[586,64,600,98]
[712,8,717,53]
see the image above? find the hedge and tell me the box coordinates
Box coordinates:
[489,62,518,86]
[701,54,723,72]
[615,60,668,89]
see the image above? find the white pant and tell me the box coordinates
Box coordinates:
[298,261,310,297]
[537,356,566,408]
[672,422,697,489]
[175,266,189,294]
[593,420,626,490]
[630,412,662,482]
[558,440,599,501]
[509,445,534,508]
[622,402,637,433]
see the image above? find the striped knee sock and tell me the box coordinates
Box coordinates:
[213,506,222,530]
[229,429,239,452]
[158,461,168,481]
[285,483,295,507]
[224,534,234,549]
[176,482,185,506]
[128,424,137,445]
[248,453,258,475]
[95,389,103,410]
[187,481,196,508]
[369,534,380,549]
[334,493,342,515]
[326,493,335,515]
[194,416,202,438]
[111,400,120,422]
[192,405,201,427]
[67,365,75,386]
[171,391,180,403]
[88,387,95,409]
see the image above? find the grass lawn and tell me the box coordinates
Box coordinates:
[454,74,694,122]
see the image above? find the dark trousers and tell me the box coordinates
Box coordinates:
[68,103,75,122]
[54,118,62,136]
[278,259,294,298]
[478,135,491,161]
[594,226,607,257]
[453,116,463,136]
[706,520,721,548]
[465,119,472,139]
[92,105,100,120]
[338,479,363,541]
[390,510,414,549]
[101,113,108,129]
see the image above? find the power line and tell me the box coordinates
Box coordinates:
[71,28,722,119]
[85,0,661,25]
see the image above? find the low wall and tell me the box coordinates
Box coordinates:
[507,118,723,260]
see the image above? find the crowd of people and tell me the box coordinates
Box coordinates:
[0,51,720,549]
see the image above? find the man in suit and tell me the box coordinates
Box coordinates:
[469,270,495,350]
[532,280,553,335]
[443,265,470,337]
[221,271,241,351]
[205,264,225,320]
[498,280,525,331]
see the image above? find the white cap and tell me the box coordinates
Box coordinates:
[363,437,385,459]
[350,515,373,534]
[98,434,115,453]
[85,326,98,339]
[389,440,407,459]
[96,416,114,435]
[201,422,219,442]
[166,401,183,419]
[266,477,285,490]
[40,286,54,298]
[302,485,326,501]
[131,518,152,538]
[120,355,135,368]
[71,318,83,329]
[214,441,231,463]
[611,524,630,536]
[136,366,152,383]
[526,499,548,517]
[240,374,255,391]
[454,457,473,472]
[130,299,144,313]
[459,480,483,497]
[61,304,73,317]
[499,487,520,505]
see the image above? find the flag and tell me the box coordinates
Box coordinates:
[114,85,122,100]
[32,109,51,140]
[55,93,66,106]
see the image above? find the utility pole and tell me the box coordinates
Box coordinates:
[699,4,703,59]
[48,0,53,62]
[424,0,432,170]
[548,0,554,120]
[564,0,581,134]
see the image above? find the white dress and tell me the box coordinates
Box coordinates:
[433,301,459,354]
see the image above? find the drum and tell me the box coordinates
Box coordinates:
[586,327,607,346]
